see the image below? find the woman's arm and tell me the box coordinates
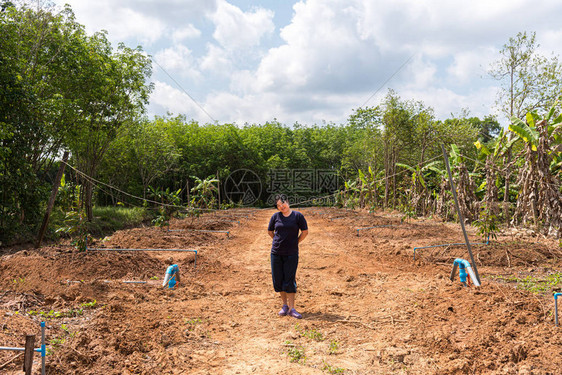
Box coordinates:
[268,230,275,239]
[298,229,308,244]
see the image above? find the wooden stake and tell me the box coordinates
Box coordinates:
[23,334,35,375]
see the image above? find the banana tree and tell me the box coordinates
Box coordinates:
[357,166,380,210]
[341,179,359,209]
[396,160,441,216]
[474,129,516,219]
[448,144,479,222]
[509,106,562,236]
[190,175,219,209]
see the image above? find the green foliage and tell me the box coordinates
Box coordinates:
[190,175,218,209]
[60,323,76,338]
[0,2,152,242]
[285,341,306,363]
[489,31,562,119]
[399,202,416,223]
[80,300,97,309]
[472,204,499,242]
[328,340,340,355]
[492,273,562,294]
[90,206,148,232]
[55,193,89,251]
[295,324,324,341]
[27,300,97,320]
[322,361,346,374]
[185,317,203,329]
[5,4,559,244]
[148,186,182,227]
[509,116,538,151]
[56,209,89,251]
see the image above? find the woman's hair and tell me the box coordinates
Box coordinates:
[273,194,288,207]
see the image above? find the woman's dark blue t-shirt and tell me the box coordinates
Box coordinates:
[268,211,308,256]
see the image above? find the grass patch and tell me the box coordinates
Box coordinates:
[328,339,340,355]
[322,361,346,374]
[49,206,151,240]
[27,299,99,319]
[491,273,562,294]
[285,341,306,363]
[295,324,324,341]
[89,206,151,234]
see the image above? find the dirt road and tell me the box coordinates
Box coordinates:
[1,208,561,374]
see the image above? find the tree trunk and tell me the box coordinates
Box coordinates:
[383,143,390,209]
[503,147,512,222]
[35,151,69,248]
[85,179,94,222]
[484,155,500,217]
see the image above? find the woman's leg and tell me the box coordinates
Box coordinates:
[287,292,295,309]
[272,254,290,315]
[282,255,299,313]
[279,291,288,305]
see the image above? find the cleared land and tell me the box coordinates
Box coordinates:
[1,208,561,374]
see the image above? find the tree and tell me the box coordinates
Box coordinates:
[101,118,179,201]
[67,34,153,221]
[0,3,77,242]
[509,107,562,236]
[467,115,501,143]
[190,175,219,209]
[489,31,562,120]
[489,31,562,218]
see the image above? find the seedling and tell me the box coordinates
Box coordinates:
[61,323,76,337]
[295,324,324,341]
[27,300,98,319]
[322,361,346,374]
[328,339,340,355]
[286,343,306,363]
[81,300,97,309]
[473,204,499,242]
[185,318,203,328]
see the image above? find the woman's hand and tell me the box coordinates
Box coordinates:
[298,230,308,244]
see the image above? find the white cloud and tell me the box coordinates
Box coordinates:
[446,48,497,85]
[60,0,218,48]
[401,85,499,121]
[56,0,562,125]
[538,30,562,57]
[154,45,202,80]
[62,1,166,45]
[254,0,386,95]
[406,57,438,89]
[172,25,202,43]
[209,0,275,50]
[199,44,232,74]
[150,81,214,122]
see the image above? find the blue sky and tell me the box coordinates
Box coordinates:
[54,0,562,126]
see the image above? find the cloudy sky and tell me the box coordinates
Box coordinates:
[54,0,562,126]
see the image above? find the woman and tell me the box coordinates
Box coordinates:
[268,194,308,319]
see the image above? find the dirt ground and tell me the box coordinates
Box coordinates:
[1,208,562,374]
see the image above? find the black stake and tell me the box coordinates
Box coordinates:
[441,144,481,285]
